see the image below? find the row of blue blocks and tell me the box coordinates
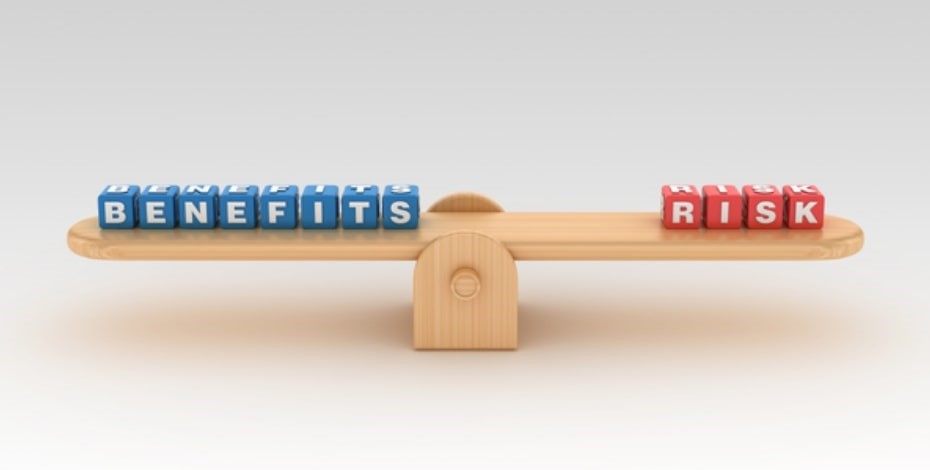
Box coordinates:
[98,184,419,229]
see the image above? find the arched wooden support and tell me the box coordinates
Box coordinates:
[414,192,516,349]
[427,192,504,213]
[413,230,518,350]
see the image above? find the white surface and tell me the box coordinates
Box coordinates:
[1,1,928,468]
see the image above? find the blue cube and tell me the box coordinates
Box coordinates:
[178,185,218,229]
[382,184,420,229]
[219,185,258,229]
[260,185,298,229]
[138,185,179,229]
[97,184,140,229]
[301,184,339,229]
[341,184,379,229]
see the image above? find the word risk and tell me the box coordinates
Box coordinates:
[661,184,824,229]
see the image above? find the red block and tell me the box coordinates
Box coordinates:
[783,184,825,229]
[702,185,742,229]
[743,184,784,229]
[662,185,701,229]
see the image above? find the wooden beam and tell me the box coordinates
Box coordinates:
[67,213,863,261]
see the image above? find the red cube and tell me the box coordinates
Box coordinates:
[702,184,742,229]
[662,185,701,229]
[783,184,825,229]
[743,184,784,229]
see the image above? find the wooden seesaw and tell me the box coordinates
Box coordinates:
[67,192,865,350]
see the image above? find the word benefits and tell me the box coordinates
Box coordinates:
[98,184,419,230]
[661,184,825,229]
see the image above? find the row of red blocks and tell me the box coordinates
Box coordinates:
[661,184,825,229]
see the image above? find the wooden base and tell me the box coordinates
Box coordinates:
[413,231,518,350]
[414,193,517,349]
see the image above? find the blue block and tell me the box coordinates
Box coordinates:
[382,184,420,229]
[138,185,179,229]
[97,184,140,229]
[260,185,299,229]
[341,184,380,229]
[301,185,339,229]
[219,185,259,229]
[178,185,218,229]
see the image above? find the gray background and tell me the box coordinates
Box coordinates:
[1,1,928,468]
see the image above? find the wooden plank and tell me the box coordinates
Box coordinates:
[67,213,864,261]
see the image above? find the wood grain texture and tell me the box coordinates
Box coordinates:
[67,213,864,261]
[427,192,504,213]
[414,231,518,350]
